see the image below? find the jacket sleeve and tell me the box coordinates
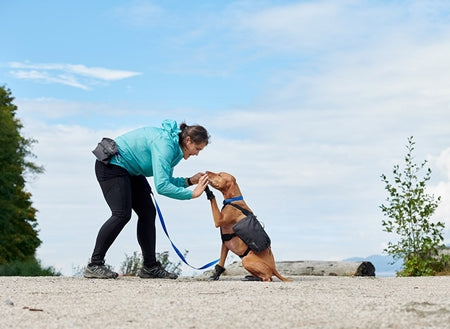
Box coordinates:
[150,138,193,200]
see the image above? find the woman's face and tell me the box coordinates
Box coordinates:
[182,136,207,159]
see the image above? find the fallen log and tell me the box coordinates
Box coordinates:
[274,260,375,277]
[205,260,375,277]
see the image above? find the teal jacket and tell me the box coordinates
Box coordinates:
[109,119,192,200]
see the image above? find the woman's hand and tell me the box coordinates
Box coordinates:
[191,173,209,199]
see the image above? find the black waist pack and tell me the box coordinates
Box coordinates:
[92,137,118,164]
[229,204,271,253]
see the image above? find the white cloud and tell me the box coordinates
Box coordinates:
[232,0,450,53]
[231,0,396,54]
[8,62,141,89]
[112,2,165,28]
[429,148,450,229]
[234,1,345,50]
[10,69,89,90]
[16,97,140,121]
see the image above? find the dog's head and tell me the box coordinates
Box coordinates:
[206,171,236,193]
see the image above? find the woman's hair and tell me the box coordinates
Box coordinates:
[179,122,210,147]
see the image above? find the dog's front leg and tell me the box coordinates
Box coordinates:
[218,242,229,268]
[206,187,225,227]
[209,198,225,227]
[209,243,229,281]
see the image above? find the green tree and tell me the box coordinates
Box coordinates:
[380,136,447,276]
[0,85,43,264]
[0,258,61,276]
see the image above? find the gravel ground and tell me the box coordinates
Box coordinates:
[1,276,450,329]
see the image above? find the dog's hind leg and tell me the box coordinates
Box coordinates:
[242,254,273,282]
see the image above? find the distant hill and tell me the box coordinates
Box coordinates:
[343,254,403,276]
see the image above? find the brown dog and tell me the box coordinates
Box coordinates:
[206,171,291,282]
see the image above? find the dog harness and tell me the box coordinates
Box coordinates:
[219,229,250,258]
[220,231,236,242]
[220,198,251,258]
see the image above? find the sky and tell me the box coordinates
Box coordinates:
[1,0,450,276]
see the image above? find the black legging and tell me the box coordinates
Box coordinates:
[90,161,157,267]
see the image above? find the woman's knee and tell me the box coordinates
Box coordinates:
[111,209,132,223]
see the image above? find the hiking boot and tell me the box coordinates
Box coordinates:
[138,262,178,279]
[84,263,119,279]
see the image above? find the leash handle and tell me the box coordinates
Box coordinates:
[151,193,219,270]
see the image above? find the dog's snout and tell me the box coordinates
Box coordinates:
[206,170,216,177]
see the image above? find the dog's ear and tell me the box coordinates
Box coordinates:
[223,176,236,190]
[227,174,237,185]
[224,180,232,190]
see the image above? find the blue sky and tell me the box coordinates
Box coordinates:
[1,0,450,276]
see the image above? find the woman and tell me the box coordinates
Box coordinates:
[85,119,210,279]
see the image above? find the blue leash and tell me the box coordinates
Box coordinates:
[151,193,219,270]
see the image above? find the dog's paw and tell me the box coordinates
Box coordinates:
[205,186,215,200]
[208,264,225,280]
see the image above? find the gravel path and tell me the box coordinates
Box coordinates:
[1,276,450,328]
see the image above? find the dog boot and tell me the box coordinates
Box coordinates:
[209,264,225,280]
[205,186,215,200]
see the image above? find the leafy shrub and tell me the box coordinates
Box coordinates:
[120,250,186,276]
[0,258,61,276]
[381,137,447,276]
